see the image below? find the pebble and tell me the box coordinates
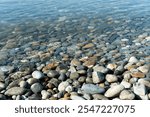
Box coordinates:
[5,87,26,96]
[58,73,67,81]
[0,71,5,81]
[65,85,73,93]
[19,81,28,88]
[58,81,69,92]
[41,90,51,100]
[92,71,105,83]
[32,71,44,79]
[71,59,81,66]
[0,82,6,91]
[27,78,39,85]
[70,95,85,100]
[31,83,43,94]
[107,64,117,70]
[70,72,79,80]
[47,70,59,78]
[129,56,138,63]
[106,74,118,83]
[121,80,131,88]
[131,72,145,78]
[92,94,108,100]
[81,84,105,94]
[104,84,124,98]
[137,65,149,74]
[119,90,135,100]
[133,83,146,96]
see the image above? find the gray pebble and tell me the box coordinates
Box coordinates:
[31,83,43,94]
[32,70,44,79]
[5,87,26,96]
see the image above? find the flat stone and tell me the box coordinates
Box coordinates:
[119,90,135,100]
[32,71,44,79]
[133,83,146,96]
[131,72,145,78]
[106,74,118,83]
[137,65,149,74]
[83,57,96,68]
[82,43,94,49]
[27,78,39,85]
[58,81,69,92]
[47,70,59,78]
[93,65,108,73]
[70,95,85,100]
[92,94,108,100]
[5,87,26,96]
[92,71,105,83]
[104,84,125,98]
[31,83,43,94]
[42,62,58,71]
[81,84,105,94]
[121,80,131,88]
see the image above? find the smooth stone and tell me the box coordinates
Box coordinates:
[31,83,43,94]
[131,72,145,78]
[133,83,146,96]
[129,56,138,63]
[0,82,5,91]
[119,90,135,100]
[65,85,73,93]
[83,93,92,100]
[0,71,5,81]
[123,72,131,80]
[106,74,118,83]
[58,81,69,92]
[70,95,85,100]
[93,65,107,73]
[138,79,150,87]
[121,80,131,88]
[19,81,28,88]
[92,71,105,83]
[32,71,44,79]
[47,70,59,78]
[107,64,117,70]
[78,76,86,83]
[27,78,39,85]
[81,84,105,94]
[137,65,149,74]
[71,59,81,66]
[0,66,14,73]
[70,72,79,80]
[82,43,94,49]
[104,84,125,98]
[41,90,51,100]
[5,87,26,96]
[92,94,108,100]
[58,73,66,81]
[139,95,149,100]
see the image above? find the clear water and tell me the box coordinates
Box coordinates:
[1,0,150,23]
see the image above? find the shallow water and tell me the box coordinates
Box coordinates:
[0,0,150,66]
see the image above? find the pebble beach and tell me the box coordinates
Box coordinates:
[0,0,150,100]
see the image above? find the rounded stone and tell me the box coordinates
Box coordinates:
[129,56,138,63]
[70,72,79,80]
[106,74,118,83]
[47,70,59,78]
[5,87,26,96]
[58,81,69,92]
[41,90,51,100]
[119,90,135,100]
[65,85,73,93]
[32,71,44,79]
[27,78,39,85]
[104,84,125,98]
[31,83,43,94]
[19,81,28,88]
[92,71,105,83]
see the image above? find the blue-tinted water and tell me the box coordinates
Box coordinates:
[0,0,150,23]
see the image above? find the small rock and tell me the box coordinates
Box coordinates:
[0,82,5,91]
[58,81,69,92]
[70,72,79,79]
[81,84,105,94]
[107,64,117,70]
[106,74,118,83]
[92,94,108,100]
[93,65,107,73]
[133,83,146,96]
[82,43,94,49]
[31,83,43,94]
[131,72,145,78]
[83,57,96,68]
[129,56,138,63]
[47,70,59,78]
[104,84,124,98]
[65,85,73,93]
[119,90,135,100]
[71,59,81,66]
[27,78,39,85]
[121,80,131,88]
[41,90,51,100]
[19,81,28,88]
[70,95,85,100]
[137,65,149,74]
[92,71,105,83]
[32,71,44,79]
[83,93,92,100]
[5,87,26,96]
[58,73,67,81]
[0,66,14,73]
[0,71,5,81]
[78,76,86,83]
